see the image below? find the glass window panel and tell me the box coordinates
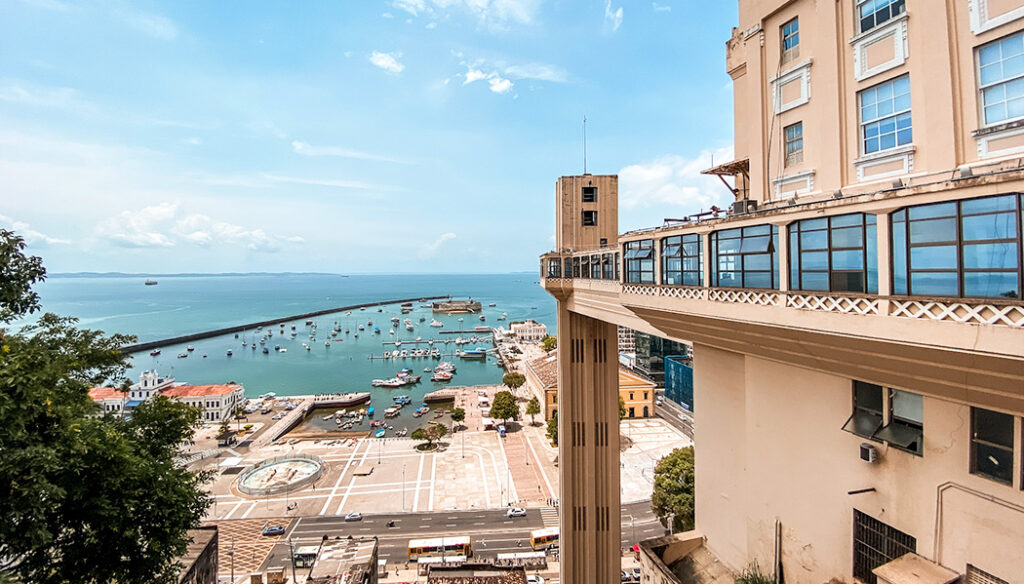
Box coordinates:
[830,214,863,228]
[985,103,1006,124]
[718,228,742,239]
[683,257,700,271]
[892,390,923,424]
[1008,95,1024,119]
[682,242,699,256]
[910,272,958,296]
[831,226,864,248]
[800,272,829,291]
[718,238,742,254]
[801,251,829,270]
[893,92,911,112]
[879,133,896,150]
[856,381,884,412]
[909,218,956,243]
[979,43,1001,67]
[866,222,878,293]
[865,137,880,154]
[744,271,772,289]
[682,272,700,286]
[831,271,866,293]
[740,236,771,254]
[662,244,681,258]
[910,245,958,269]
[802,218,828,230]
[744,254,772,271]
[744,225,771,237]
[964,272,1020,298]
[718,272,741,287]
[975,407,1014,446]
[963,242,1018,270]
[897,128,912,145]
[974,442,1014,484]
[908,202,956,220]
[801,230,828,249]
[832,250,865,270]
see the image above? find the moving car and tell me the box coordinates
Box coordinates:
[261,524,285,536]
[506,507,527,518]
[344,512,363,522]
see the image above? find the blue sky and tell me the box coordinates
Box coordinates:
[1,0,736,274]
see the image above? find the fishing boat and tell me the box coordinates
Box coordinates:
[374,429,386,438]
[178,352,188,358]
[358,325,365,330]
[431,372,453,382]
[262,347,269,354]
[406,324,414,331]
[144,279,158,285]
[419,317,426,322]
[479,315,486,321]
[429,319,443,327]
[401,302,413,307]
[226,350,233,357]
[325,341,331,347]
[150,349,161,356]
[396,428,408,437]
[389,329,395,335]
[459,348,487,359]
[458,317,464,322]
[186,345,195,352]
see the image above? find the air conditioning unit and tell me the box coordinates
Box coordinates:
[731,199,758,215]
[860,443,878,463]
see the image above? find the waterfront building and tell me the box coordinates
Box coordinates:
[540,2,1024,582]
[89,370,244,423]
[523,352,656,421]
[509,319,548,343]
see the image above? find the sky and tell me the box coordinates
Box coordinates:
[1,0,737,274]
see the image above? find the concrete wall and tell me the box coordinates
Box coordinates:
[693,343,1024,582]
[555,174,618,252]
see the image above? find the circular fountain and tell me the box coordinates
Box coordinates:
[237,453,325,497]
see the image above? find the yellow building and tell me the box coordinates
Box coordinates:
[541,2,1024,583]
[523,352,656,421]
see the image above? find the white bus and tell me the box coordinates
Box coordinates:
[407,535,472,559]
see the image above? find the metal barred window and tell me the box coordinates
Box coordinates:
[853,509,916,584]
[966,564,1009,584]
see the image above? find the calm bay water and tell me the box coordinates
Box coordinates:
[23,273,555,399]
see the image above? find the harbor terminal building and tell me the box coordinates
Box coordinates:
[90,370,244,423]
[540,1,1024,583]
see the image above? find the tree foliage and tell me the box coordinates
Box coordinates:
[619,395,626,420]
[650,447,695,534]
[546,412,558,445]
[450,407,465,430]
[540,335,557,351]
[488,390,519,423]
[411,424,448,447]
[502,372,525,390]
[0,230,211,584]
[525,397,541,425]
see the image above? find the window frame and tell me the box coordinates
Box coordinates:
[859,74,912,156]
[781,17,800,64]
[661,234,703,286]
[856,0,906,35]
[874,388,923,456]
[969,406,1015,486]
[582,210,598,226]
[842,380,885,440]
[890,193,1023,299]
[784,121,804,166]
[711,225,780,289]
[624,240,656,284]
[976,31,1024,128]
[789,213,878,294]
[582,186,598,203]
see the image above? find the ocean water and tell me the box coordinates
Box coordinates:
[19,273,556,399]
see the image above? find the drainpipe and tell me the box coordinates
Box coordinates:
[933,481,1024,564]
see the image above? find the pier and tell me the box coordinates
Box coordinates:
[120,295,450,353]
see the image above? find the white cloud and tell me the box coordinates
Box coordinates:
[291,141,411,164]
[462,66,514,95]
[261,173,396,193]
[503,63,568,83]
[182,137,202,145]
[344,51,353,58]
[652,2,671,12]
[391,0,542,27]
[117,10,178,40]
[382,12,394,18]
[0,82,82,109]
[97,203,303,252]
[16,0,70,11]
[604,0,623,32]
[0,214,71,246]
[619,147,734,211]
[418,232,456,258]
[369,51,405,74]
[425,21,437,29]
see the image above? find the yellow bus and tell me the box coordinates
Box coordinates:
[529,527,559,551]
[407,536,472,559]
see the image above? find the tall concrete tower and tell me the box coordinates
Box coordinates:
[553,174,622,584]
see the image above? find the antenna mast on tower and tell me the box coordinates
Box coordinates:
[583,115,588,174]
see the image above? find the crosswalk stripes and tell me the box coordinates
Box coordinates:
[540,506,559,528]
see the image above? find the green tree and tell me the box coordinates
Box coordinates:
[619,395,627,420]
[411,424,448,448]
[525,397,541,425]
[546,412,558,445]
[488,390,520,424]
[502,372,525,390]
[0,230,211,584]
[450,407,465,431]
[650,447,695,534]
[540,335,557,351]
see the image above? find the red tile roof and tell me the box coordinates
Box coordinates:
[89,387,127,400]
[161,384,241,398]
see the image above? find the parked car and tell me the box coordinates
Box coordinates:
[344,512,363,522]
[498,424,506,437]
[261,524,285,536]
[526,576,545,584]
[506,507,527,518]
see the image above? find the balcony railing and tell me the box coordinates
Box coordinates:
[541,260,1024,328]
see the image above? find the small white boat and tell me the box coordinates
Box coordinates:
[186,345,195,352]
[430,319,443,327]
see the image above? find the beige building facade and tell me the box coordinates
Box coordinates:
[541,2,1024,583]
[523,351,656,421]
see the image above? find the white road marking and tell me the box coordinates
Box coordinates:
[336,440,372,515]
[239,501,258,519]
[319,439,362,515]
[412,450,426,512]
[427,452,437,512]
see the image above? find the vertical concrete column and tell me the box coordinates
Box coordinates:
[874,211,891,295]
[653,237,662,285]
[776,221,790,292]
[557,306,622,584]
[701,232,712,288]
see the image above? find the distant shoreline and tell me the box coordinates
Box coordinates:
[49,272,348,279]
